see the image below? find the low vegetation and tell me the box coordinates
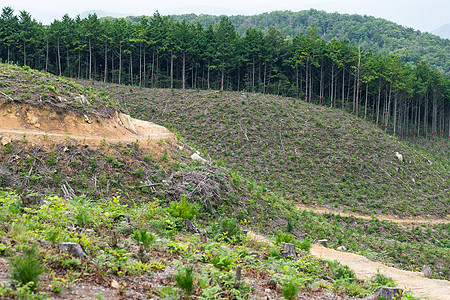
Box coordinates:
[0,62,448,299]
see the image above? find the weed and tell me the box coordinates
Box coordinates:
[131,228,155,249]
[282,278,300,300]
[168,194,198,220]
[10,244,45,290]
[175,265,195,297]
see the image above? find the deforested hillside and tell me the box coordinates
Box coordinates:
[83,81,449,218]
[0,63,449,300]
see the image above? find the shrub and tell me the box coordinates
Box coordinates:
[282,278,300,300]
[275,232,295,245]
[213,217,242,244]
[168,194,198,220]
[131,228,155,249]
[174,265,195,297]
[10,244,45,290]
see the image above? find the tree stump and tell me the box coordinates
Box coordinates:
[366,287,403,300]
[199,230,208,243]
[58,242,88,259]
[422,265,432,278]
[283,243,297,259]
[21,195,44,207]
[184,219,199,233]
[234,266,242,288]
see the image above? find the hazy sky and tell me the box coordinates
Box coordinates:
[2,0,449,32]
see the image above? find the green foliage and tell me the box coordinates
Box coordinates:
[282,277,300,300]
[275,232,295,245]
[174,265,195,297]
[167,194,198,220]
[131,228,155,249]
[368,272,396,292]
[10,244,45,290]
[328,260,356,282]
[213,217,242,244]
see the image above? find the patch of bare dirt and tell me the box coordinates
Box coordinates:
[296,204,450,225]
[0,100,175,148]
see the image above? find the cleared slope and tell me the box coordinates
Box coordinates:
[80,82,449,218]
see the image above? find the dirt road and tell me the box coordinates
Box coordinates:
[296,204,450,225]
[312,245,450,300]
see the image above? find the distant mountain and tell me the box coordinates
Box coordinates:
[432,23,450,39]
[164,9,450,75]
[79,10,131,19]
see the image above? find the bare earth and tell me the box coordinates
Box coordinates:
[296,204,450,225]
[0,101,175,148]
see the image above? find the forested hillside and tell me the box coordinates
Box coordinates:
[1,7,449,139]
[165,10,450,75]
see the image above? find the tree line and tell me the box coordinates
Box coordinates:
[1,7,449,139]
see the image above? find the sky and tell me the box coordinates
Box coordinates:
[2,0,449,33]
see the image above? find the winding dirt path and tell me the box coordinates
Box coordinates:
[296,204,450,225]
[247,231,450,300]
[312,245,450,300]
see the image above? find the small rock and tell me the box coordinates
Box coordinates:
[191,153,207,164]
[111,279,120,289]
[337,246,347,251]
[116,111,137,134]
[84,114,92,124]
[63,147,70,152]
[1,137,11,146]
[58,242,88,259]
[317,239,329,247]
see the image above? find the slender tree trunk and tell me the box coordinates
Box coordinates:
[432,89,438,136]
[57,37,61,75]
[376,78,381,125]
[355,47,361,116]
[385,84,392,132]
[182,51,186,90]
[170,50,174,89]
[364,83,368,119]
[23,41,26,66]
[118,42,122,85]
[424,92,429,136]
[88,38,92,80]
[341,67,345,109]
[151,48,155,88]
[139,44,142,87]
[104,43,107,83]
[77,50,81,79]
[207,61,210,90]
[329,62,333,107]
[129,50,133,85]
[393,92,398,135]
[143,46,146,87]
[43,38,48,72]
[305,61,309,102]
[66,46,70,76]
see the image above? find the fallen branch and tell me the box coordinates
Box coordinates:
[0,92,13,101]
[0,73,11,78]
